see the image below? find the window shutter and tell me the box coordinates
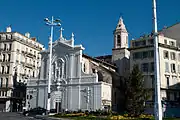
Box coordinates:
[171,64,173,72]
[178,65,180,73]
[165,62,169,72]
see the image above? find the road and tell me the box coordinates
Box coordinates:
[0,112,39,120]
[0,112,70,120]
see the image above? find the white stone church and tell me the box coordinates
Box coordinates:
[26,17,129,112]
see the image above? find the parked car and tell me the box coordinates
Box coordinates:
[23,107,48,116]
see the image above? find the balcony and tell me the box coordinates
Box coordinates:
[25,63,34,68]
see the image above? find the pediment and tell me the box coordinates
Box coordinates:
[53,40,73,50]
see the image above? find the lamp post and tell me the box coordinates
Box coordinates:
[152,0,162,120]
[44,16,61,112]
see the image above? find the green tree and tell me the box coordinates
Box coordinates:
[125,64,149,116]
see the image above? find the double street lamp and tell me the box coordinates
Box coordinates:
[44,16,61,111]
[152,0,162,119]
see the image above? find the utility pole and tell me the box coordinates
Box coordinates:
[152,0,162,120]
[44,16,61,112]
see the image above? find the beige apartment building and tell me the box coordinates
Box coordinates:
[129,30,180,103]
[0,27,44,112]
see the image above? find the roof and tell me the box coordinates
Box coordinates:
[82,54,117,69]
[95,55,112,59]
[160,22,180,41]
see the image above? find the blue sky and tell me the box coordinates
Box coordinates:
[0,0,179,56]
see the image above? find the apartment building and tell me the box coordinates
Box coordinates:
[0,26,44,112]
[129,32,180,102]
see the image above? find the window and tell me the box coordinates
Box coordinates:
[133,52,142,59]
[150,62,154,72]
[148,39,154,44]
[141,63,148,72]
[83,63,86,72]
[174,92,177,101]
[3,54,5,62]
[29,70,31,76]
[6,78,8,88]
[171,63,176,73]
[172,76,177,85]
[33,71,35,77]
[178,65,180,73]
[169,41,175,46]
[149,50,154,57]
[164,51,169,59]
[24,69,26,74]
[165,62,169,72]
[164,39,167,44]
[170,52,176,60]
[151,75,154,88]
[2,66,4,74]
[0,78,2,87]
[4,44,6,51]
[8,54,10,62]
[143,51,148,58]
[7,66,10,74]
[166,76,169,88]
[117,35,121,46]
[9,44,12,51]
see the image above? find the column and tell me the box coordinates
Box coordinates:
[40,58,45,79]
[69,54,74,78]
[61,62,64,78]
[77,54,81,110]
[54,61,57,80]
[68,54,74,110]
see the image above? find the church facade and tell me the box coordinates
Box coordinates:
[26,26,120,111]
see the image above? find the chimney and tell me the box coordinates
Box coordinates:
[6,26,12,32]
[25,32,30,38]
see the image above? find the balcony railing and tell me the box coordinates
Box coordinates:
[25,63,34,68]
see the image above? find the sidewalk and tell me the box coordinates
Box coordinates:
[34,115,71,120]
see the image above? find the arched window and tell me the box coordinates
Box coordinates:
[83,63,86,72]
[117,35,121,46]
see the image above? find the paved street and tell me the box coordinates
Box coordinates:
[0,112,70,120]
[0,112,42,120]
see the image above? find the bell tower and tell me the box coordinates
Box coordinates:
[112,17,130,76]
[113,17,128,49]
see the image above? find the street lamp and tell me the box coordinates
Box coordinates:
[152,0,162,120]
[44,16,61,112]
